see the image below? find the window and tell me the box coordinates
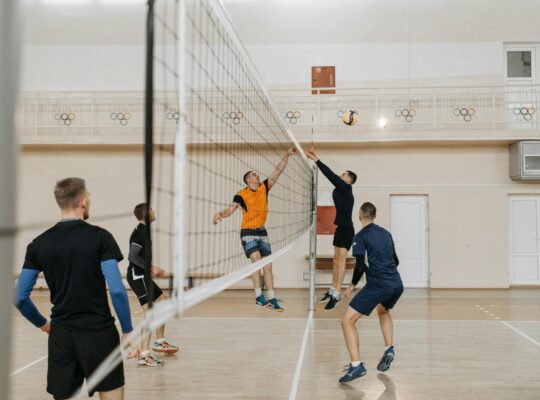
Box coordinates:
[507,51,532,78]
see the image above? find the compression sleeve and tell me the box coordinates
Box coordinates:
[101,259,133,333]
[14,269,47,328]
[128,243,147,270]
[352,255,367,286]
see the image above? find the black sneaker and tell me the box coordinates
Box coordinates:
[377,347,395,372]
[319,291,332,304]
[324,295,341,311]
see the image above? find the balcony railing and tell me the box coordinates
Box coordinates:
[272,85,540,141]
[16,85,540,144]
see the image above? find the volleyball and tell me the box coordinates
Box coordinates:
[342,110,359,126]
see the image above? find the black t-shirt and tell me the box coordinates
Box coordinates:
[316,160,354,227]
[128,223,149,276]
[23,219,124,332]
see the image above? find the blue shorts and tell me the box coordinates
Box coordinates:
[349,284,404,316]
[240,228,272,259]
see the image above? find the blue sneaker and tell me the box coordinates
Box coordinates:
[339,362,367,383]
[255,295,269,307]
[267,298,284,312]
[377,347,395,372]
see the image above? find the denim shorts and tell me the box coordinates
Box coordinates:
[240,228,272,258]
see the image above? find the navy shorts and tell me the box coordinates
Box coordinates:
[349,284,404,316]
[240,228,272,259]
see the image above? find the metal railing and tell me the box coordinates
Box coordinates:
[16,85,540,143]
[272,85,540,134]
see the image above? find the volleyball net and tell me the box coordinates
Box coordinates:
[82,0,314,394]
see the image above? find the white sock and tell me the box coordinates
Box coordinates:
[141,350,150,357]
[333,291,341,299]
[267,290,275,300]
[255,288,262,297]
[329,287,336,295]
[155,338,165,344]
[351,361,361,367]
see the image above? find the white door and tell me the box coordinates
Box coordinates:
[509,197,540,285]
[391,195,429,288]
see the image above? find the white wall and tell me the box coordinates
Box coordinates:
[21,45,145,92]
[20,41,505,91]
[18,0,540,91]
[16,143,540,289]
[246,42,504,88]
[275,143,540,289]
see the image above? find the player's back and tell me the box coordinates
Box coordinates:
[357,224,402,288]
[24,219,123,331]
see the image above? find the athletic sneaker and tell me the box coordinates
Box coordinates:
[138,353,164,367]
[152,340,179,354]
[267,298,284,312]
[255,294,270,307]
[339,362,367,383]
[319,290,332,304]
[377,346,395,372]
[324,295,341,311]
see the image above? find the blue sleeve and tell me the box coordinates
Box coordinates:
[351,233,365,257]
[14,269,47,328]
[101,259,133,334]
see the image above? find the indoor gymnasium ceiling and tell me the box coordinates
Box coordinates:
[21,0,540,45]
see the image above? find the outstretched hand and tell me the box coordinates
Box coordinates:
[304,149,319,161]
[286,147,297,157]
[151,266,166,277]
[212,213,222,225]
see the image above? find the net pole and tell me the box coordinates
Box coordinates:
[308,165,318,311]
[174,0,188,314]
[144,0,155,307]
[0,0,19,398]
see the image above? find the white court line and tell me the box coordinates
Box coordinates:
[288,311,313,400]
[500,321,540,348]
[179,317,521,322]
[475,304,540,347]
[10,321,123,378]
[14,315,535,323]
[10,355,48,377]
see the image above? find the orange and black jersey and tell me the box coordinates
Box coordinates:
[233,179,273,229]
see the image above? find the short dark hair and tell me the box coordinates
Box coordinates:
[134,203,149,221]
[360,202,376,219]
[346,170,357,185]
[54,177,87,209]
[243,171,253,184]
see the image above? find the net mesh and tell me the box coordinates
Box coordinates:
[152,0,313,310]
[80,0,313,393]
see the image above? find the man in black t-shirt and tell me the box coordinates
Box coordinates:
[305,149,357,311]
[14,177,136,399]
[126,203,179,367]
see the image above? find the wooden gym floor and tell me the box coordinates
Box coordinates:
[9,288,540,399]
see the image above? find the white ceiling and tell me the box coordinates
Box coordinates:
[20,0,540,45]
